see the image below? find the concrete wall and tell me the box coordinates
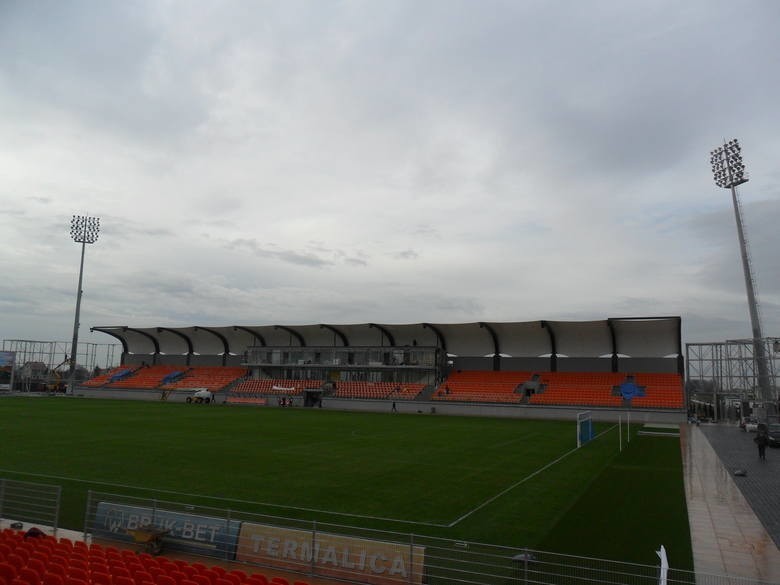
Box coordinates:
[75,387,685,423]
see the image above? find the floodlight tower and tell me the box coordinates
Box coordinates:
[709,139,773,404]
[68,215,100,394]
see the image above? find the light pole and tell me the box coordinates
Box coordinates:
[68,215,100,394]
[709,139,773,407]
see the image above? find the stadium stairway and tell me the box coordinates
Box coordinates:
[414,384,437,401]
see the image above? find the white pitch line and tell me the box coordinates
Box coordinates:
[0,424,617,531]
[0,468,449,528]
[446,424,618,527]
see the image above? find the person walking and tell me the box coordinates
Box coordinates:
[754,426,769,461]
[391,401,397,413]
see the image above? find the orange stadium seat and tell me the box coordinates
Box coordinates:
[82,366,138,387]
[433,370,531,403]
[161,367,248,392]
[431,370,683,409]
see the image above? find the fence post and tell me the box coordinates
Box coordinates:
[53,485,62,537]
[524,547,529,585]
[311,520,317,578]
[225,509,232,561]
[83,490,93,542]
[409,534,414,585]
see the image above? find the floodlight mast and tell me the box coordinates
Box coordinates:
[68,215,100,395]
[709,140,773,405]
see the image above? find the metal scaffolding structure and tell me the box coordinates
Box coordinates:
[686,338,779,418]
[0,339,120,390]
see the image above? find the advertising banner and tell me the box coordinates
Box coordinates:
[236,522,425,585]
[94,502,241,558]
[0,351,15,390]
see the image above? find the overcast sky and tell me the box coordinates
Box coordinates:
[2,0,780,362]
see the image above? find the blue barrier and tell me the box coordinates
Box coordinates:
[109,369,132,383]
[162,371,184,385]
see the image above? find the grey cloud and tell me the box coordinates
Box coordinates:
[690,199,780,297]
[434,297,485,316]
[0,1,208,144]
[2,1,780,348]
[225,238,373,269]
[227,238,334,268]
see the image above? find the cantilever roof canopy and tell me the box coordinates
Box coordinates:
[91,316,681,358]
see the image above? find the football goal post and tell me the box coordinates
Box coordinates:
[577,411,595,448]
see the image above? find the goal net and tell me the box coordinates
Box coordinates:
[577,411,595,448]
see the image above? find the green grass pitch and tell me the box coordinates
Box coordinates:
[0,397,692,569]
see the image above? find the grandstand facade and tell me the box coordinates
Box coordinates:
[92,316,682,374]
[84,317,684,414]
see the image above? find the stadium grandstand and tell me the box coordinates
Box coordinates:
[82,316,685,416]
[0,316,774,585]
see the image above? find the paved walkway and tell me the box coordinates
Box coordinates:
[681,423,780,583]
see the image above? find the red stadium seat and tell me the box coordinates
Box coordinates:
[90,572,111,585]
[41,574,63,585]
[4,557,24,573]
[0,571,15,585]
[109,566,131,580]
[177,567,196,580]
[43,564,66,580]
[114,576,136,585]
[15,568,39,585]
[168,571,187,585]
[26,560,46,578]
[189,575,210,585]
[67,560,88,573]
[155,575,176,585]
[133,571,155,585]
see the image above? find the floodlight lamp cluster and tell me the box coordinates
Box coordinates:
[710,139,748,189]
[70,215,101,244]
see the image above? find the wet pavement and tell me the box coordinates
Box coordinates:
[681,423,780,582]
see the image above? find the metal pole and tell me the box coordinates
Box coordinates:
[68,239,87,395]
[523,547,529,585]
[83,490,93,542]
[729,185,772,404]
[409,534,414,585]
[68,215,100,395]
[53,485,62,537]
